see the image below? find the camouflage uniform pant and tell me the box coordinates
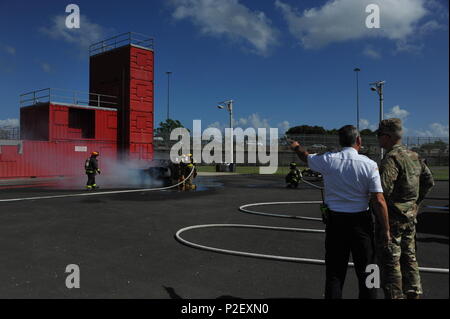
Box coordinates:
[377,219,422,299]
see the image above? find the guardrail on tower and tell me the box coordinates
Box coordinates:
[89,32,154,56]
[19,88,118,109]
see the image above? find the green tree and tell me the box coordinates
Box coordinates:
[286,125,327,135]
[155,118,189,140]
[360,128,375,136]
[326,128,339,135]
[420,140,448,152]
[0,129,7,139]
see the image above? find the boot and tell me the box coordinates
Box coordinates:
[406,293,420,299]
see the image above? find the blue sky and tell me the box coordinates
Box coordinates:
[0,0,448,137]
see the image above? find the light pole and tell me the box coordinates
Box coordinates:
[166,71,172,120]
[217,100,234,165]
[370,80,386,161]
[354,68,361,131]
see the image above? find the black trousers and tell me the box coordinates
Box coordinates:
[325,211,377,299]
[86,173,96,186]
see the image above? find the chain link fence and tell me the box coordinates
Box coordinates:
[154,134,449,167]
[0,127,20,140]
[2,128,447,167]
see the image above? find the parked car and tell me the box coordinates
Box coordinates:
[302,168,323,180]
[138,159,172,187]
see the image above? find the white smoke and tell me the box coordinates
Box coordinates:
[98,158,166,188]
[0,118,19,128]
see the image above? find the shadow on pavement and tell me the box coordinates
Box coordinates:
[417,237,449,245]
[163,286,242,299]
[417,211,449,238]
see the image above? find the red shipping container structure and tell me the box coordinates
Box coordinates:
[0,33,154,179]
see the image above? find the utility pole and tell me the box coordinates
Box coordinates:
[166,71,172,120]
[216,100,234,165]
[228,100,233,165]
[370,80,386,161]
[354,68,361,131]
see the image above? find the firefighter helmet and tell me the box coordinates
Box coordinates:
[289,162,297,169]
[91,151,99,157]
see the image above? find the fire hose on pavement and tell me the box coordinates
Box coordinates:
[175,176,449,275]
[0,166,196,203]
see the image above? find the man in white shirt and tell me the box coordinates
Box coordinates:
[290,125,390,299]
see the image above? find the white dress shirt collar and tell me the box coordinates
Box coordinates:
[341,147,358,154]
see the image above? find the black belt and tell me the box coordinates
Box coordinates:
[329,210,370,216]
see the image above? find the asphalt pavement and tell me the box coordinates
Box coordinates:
[0,175,447,299]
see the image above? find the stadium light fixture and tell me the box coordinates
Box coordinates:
[215,100,234,164]
[354,67,361,131]
[370,80,386,160]
[166,71,172,120]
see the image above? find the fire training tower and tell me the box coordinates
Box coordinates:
[0,32,155,178]
[89,32,154,162]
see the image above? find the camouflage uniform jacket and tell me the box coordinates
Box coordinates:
[380,144,435,222]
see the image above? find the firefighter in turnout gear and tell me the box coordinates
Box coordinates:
[85,151,101,190]
[169,157,183,190]
[178,155,187,191]
[182,154,197,191]
[285,162,302,188]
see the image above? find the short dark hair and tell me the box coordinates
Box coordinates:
[338,125,360,147]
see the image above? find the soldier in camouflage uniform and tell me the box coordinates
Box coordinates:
[376,118,435,299]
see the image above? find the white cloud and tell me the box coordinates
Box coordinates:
[394,40,424,54]
[360,105,410,133]
[419,19,446,35]
[275,0,435,49]
[383,105,410,135]
[208,121,225,131]
[359,111,447,138]
[1,45,16,55]
[363,45,381,59]
[236,113,271,129]
[6,46,15,55]
[415,123,449,137]
[0,44,16,73]
[40,62,51,73]
[168,0,279,55]
[359,118,378,131]
[425,0,449,20]
[359,118,370,129]
[0,118,19,128]
[40,15,110,53]
[0,60,14,73]
[385,105,410,120]
[429,123,449,136]
[208,113,289,132]
[278,120,290,134]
